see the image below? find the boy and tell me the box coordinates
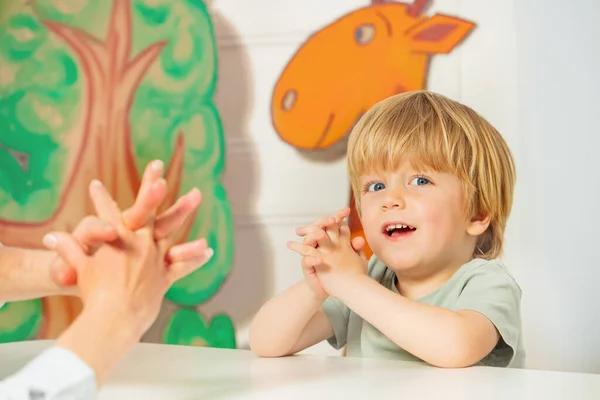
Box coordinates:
[249,90,524,368]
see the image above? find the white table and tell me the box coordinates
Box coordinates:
[2,340,600,399]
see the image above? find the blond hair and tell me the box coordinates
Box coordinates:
[347,90,516,260]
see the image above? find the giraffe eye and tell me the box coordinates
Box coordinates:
[281,89,297,111]
[354,24,375,45]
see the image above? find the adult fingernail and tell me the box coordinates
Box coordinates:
[188,188,201,202]
[151,160,164,172]
[204,248,214,260]
[90,179,102,188]
[43,234,57,249]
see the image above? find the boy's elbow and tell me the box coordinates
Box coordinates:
[426,336,492,368]
[248,328,287,358]
[428,352,478,369]
[249,342,289,358]
[249,338,276,357]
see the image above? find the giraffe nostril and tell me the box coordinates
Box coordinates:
[281,89,297,111]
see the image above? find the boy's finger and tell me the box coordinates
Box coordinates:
[154,188,202,240]
[339,223,351,241]
[301,227,332,249]
[43,232,88,271]
[324,224,340,246]
[301,229,326,247]
[310,216,337,229]
[296,215,341,236]
[286,241,319,257]
[295,224,318,236]
[315,229,334,249]
[334,207,352,222]
[72,216,118,255]
[351,236,366,253]
[167,248,214,284]
[301,256,322,270]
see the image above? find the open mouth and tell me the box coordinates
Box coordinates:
[382,223,416,238]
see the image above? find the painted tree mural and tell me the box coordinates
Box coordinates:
[0,0,235,348]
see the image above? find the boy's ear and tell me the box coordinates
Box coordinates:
[467,213,491,236]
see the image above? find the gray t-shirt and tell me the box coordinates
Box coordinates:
[322,256,525,368]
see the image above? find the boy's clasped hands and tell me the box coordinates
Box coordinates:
[287,208,367,300]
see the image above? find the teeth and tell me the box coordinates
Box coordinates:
[385,224,409,231]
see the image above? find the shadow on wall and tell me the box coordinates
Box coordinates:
[199,3,272,349]
[143,3,270,348]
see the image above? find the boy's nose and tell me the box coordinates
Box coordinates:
[381,193,406,211]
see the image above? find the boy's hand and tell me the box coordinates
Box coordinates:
[291,208,368,298]
[49,160,206,289]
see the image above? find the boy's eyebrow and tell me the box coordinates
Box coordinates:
[360,174,383,180]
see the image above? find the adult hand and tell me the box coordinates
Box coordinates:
[50,160,207,288]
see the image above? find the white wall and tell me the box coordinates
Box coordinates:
[198,0,600,374]
[513,0,600,373]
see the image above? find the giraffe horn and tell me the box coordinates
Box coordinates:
[407,0,431,17]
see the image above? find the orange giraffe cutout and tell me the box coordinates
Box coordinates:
[271,0,475,259]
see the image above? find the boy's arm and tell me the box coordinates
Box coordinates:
[249,280,334,357]
[329,273,499,368]
[291,221,508,368]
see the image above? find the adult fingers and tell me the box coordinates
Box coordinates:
[154,188,201,240]
[122,160,165,230]
[42,232,88,271]
[167,248,214,284]
[49,259,78,287]
[122,177,167,231]
[165,238,208,264]
[89,180,127,232]
[71,216,118,255]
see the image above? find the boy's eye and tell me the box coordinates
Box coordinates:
[368,182,385,192]
[410,176,430,186]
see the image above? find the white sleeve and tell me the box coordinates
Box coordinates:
[0,346,97,399]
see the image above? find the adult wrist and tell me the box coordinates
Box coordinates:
[56,304,142,385]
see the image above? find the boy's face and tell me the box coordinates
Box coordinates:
[359,161,487,273]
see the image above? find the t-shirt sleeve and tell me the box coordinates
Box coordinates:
[322,256,386,350]
[452,263,523,367]
[322,296,350,350]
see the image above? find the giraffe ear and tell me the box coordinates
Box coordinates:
[406,14,475,54]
